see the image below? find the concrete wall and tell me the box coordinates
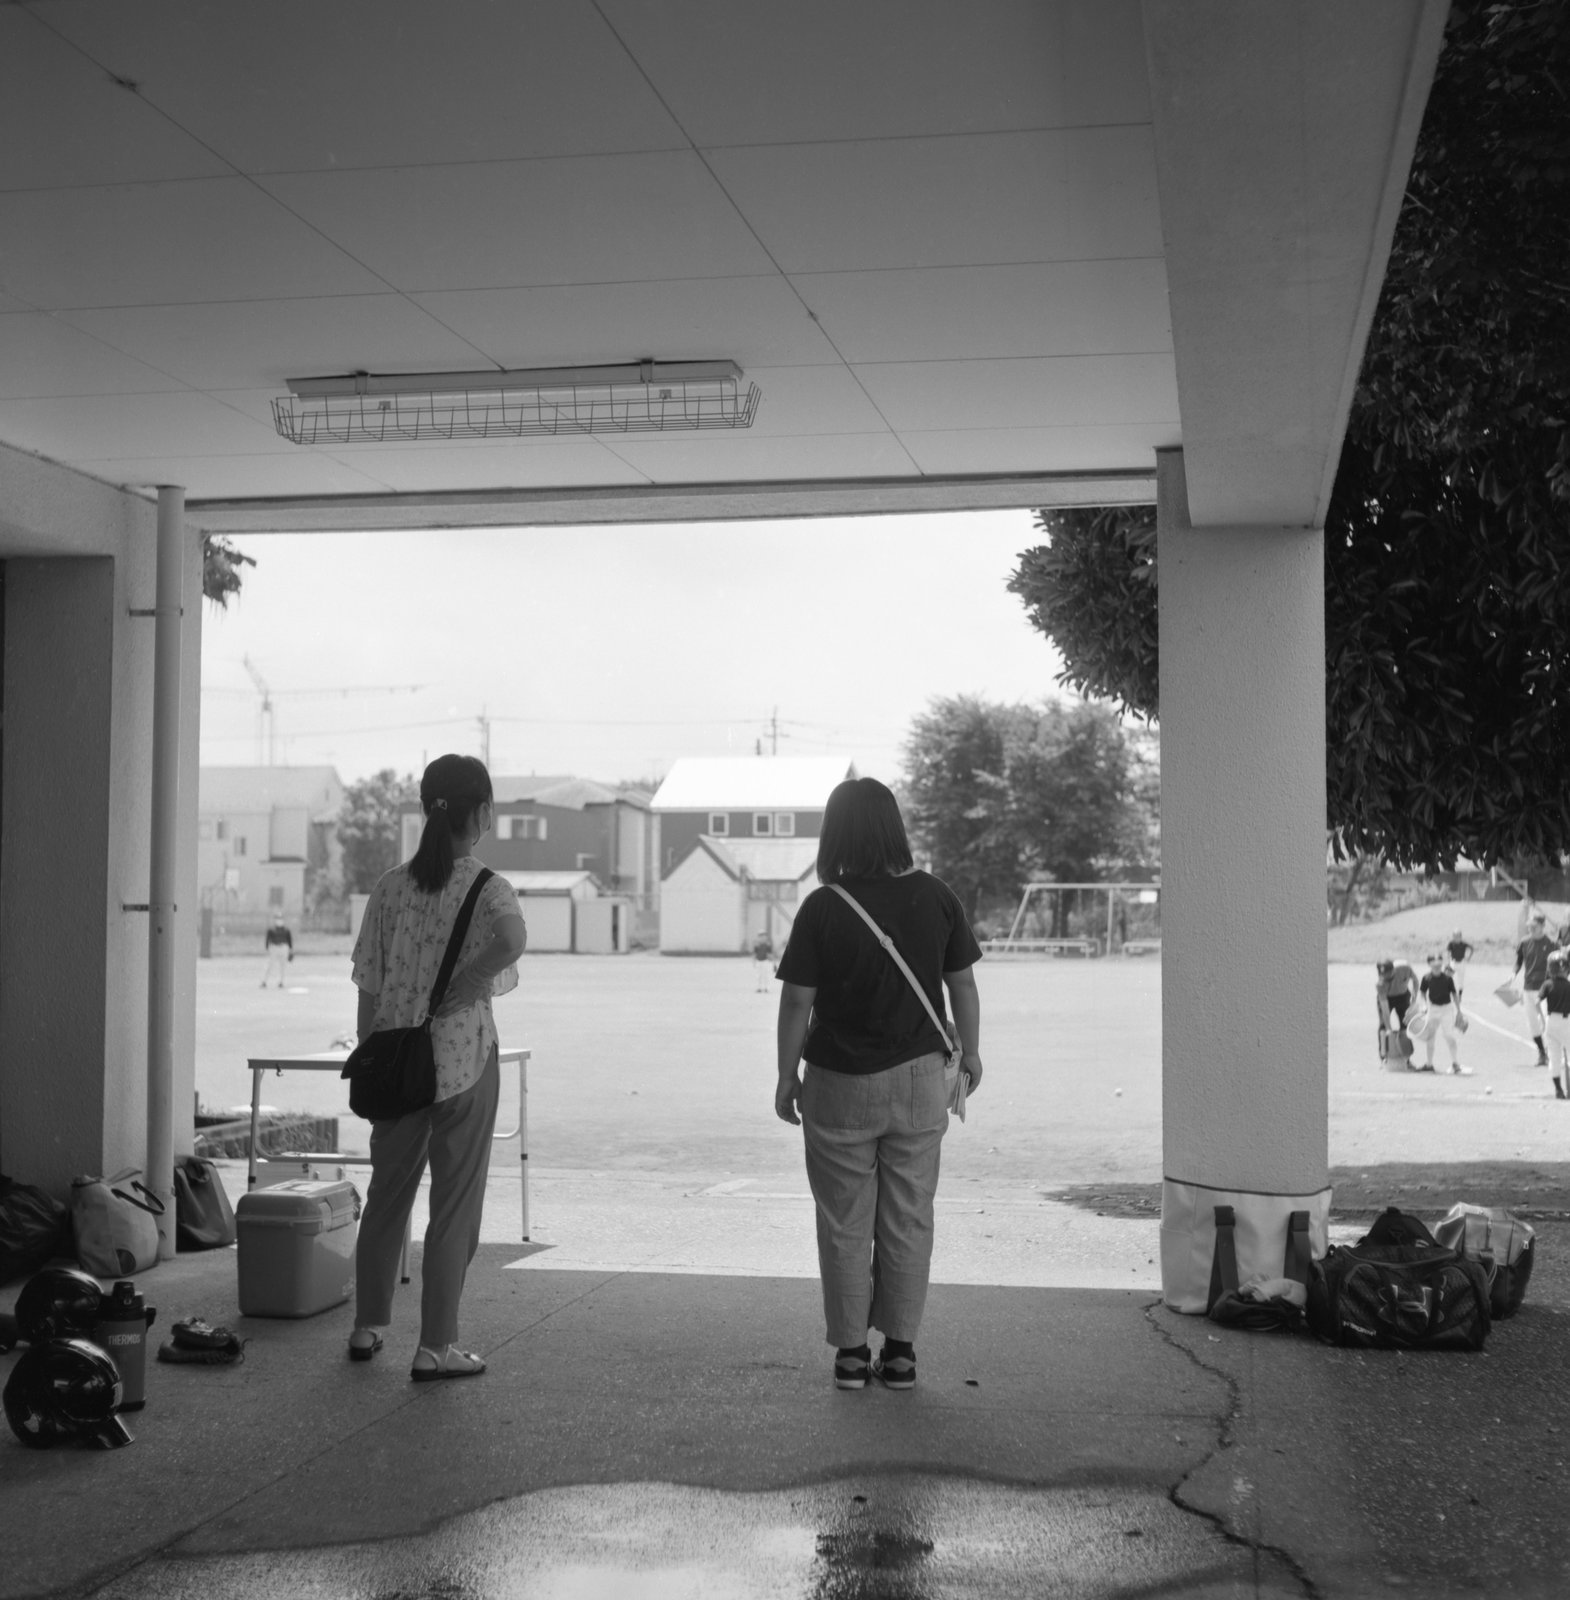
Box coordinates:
[0,443,201,1193]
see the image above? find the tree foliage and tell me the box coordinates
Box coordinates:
[1009,0,1570,871]
[338,769,417,895]
[900,695,1157,919]
[201,535,255,609]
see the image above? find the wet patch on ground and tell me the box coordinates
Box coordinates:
[86,1474,1302,1599]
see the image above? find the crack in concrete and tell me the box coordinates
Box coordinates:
[1142,1299,1322,1599]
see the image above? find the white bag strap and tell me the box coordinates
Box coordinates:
[828,884,953,1047]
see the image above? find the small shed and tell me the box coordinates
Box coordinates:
[497,870,629,953]
[660,836,818,954]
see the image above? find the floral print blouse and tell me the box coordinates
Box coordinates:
[351,854,522,1102]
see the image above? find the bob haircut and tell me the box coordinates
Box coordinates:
[409,753,493,893]
[816,777,914,884]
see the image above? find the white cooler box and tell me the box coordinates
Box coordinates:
[236,1179,359,1317]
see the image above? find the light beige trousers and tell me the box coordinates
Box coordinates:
[355,1044,499,1348]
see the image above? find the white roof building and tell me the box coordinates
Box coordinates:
[651,758,854,812]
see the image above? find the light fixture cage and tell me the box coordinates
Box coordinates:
[273,362,760,445]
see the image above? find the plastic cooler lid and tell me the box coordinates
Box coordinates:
[236,1179,359,1234]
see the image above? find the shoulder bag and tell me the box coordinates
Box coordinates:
[827,883,968,1117]
[342,868,493,1121]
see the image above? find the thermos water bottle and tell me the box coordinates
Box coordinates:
[93,1280,156,1411]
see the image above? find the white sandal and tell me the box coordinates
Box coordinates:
[410,1343,486,1382]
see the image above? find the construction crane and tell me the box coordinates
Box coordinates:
[236,656,422,765]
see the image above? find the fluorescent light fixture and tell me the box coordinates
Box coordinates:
[272,360,760,444]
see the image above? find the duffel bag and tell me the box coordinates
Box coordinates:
[71,1168,163,1276]
[1308,1207,1490,1350]
[0,1173,70,1283]
[1433,1203,1534,1319]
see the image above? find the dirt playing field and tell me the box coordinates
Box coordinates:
[199,942,1570,1190]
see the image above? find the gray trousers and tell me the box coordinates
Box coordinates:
[801,1052,948,1348]
[355,1044,499,1348]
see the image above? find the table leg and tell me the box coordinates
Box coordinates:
[248,1068,264,1188]
[520,1055,529,1242]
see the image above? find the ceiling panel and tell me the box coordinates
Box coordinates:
[62,296,490,391]
[856,354,1178,432]
[72,451,398,499]
[901,423,1179,475]
[709,128,1162,274]
[38,0,683,171]
[260,154,776,294]
[795,259,1170,364]
[326,440,651,494]
[603,0,1116,146]
[0,391,291,461]
[730,366,889,438]
[0,6,227,191]
[0,179,386,309]
[605,432,918,484]
[410,276,841,371]
[0,313,187,399]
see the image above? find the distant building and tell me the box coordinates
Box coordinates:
[651,757,855,878]
[651,757,855,953]
[199,766,344,921]
[398,775,658,945]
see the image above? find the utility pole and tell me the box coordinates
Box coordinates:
[477,709,491,768]
[770,706,779,756]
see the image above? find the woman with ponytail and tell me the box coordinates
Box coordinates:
[347,754,527,1379]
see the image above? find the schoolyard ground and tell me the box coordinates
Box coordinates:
[205,900,1568,1182]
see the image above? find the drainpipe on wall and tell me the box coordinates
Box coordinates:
[146,485,184,1260]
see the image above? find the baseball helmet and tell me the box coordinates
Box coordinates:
[3,1338,132,1449]
[14,1266,103,1345]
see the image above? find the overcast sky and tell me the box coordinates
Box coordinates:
[198,509,1066,787]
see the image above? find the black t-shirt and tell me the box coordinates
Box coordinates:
[1542,975,1570,1016]
[1420,970,1457,1006]
[1446,939,1472,963]
[1518,935,1556,988]
[777,871,982,1075]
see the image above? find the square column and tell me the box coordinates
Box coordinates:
[1156,449,1330,1308]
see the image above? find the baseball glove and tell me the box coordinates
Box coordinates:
[156,1316,246,1365]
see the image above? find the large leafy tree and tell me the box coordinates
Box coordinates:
[901,694,1155,919]
[339,770,417,894]
[1010,0,1570,871]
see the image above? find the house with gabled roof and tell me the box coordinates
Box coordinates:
[651,758,854,953]
[198,765,344,922]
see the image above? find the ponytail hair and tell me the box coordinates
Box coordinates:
[409,754,493,893]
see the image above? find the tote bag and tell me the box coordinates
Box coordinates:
[71,1168,162,1276]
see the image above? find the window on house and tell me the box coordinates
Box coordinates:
[234,837,246,856]
[267,886,284,908]
[709,813,728,835]
[215,820,228,841]
[496,815,514,841]
[576,853,595,870]
[775,813,796,836]
[753,813,773,836]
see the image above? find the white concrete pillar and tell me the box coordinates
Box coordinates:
[1157,448,1330,1305]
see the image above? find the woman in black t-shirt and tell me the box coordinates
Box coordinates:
[775,777,983,1392]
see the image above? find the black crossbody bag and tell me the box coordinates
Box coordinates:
[342,868,493,1121]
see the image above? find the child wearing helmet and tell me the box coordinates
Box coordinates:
[1542,950,1570,1101]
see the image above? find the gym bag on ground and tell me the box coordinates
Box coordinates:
[1433,1203,1534,1319]
[342,868,491,1122]
[1205,1204,1313,1332]
[172,1156,237,1251]
[1308,1207,1490,1351]
[70,1169,163,1276]
[0,1174,70,1284]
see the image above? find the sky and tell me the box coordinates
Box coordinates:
[198,509,1067,788]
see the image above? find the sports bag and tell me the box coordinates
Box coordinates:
[0,1173,70,1283]
[172,1155,237,1250]
[1433,1203,1534,1319]
[1308,1207,1490,1351]
[342,868,492,1121]
[1205,1204,1313,1332]
[70,1169,163,1276]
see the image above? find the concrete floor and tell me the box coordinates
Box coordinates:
[4,1213,1569,1600]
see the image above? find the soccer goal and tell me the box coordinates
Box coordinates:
[982,881,1161,957]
